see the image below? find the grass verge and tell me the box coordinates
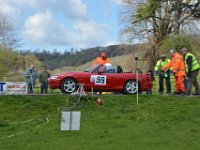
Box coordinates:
[0,95,200,150]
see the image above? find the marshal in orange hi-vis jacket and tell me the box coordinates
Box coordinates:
[162,50,186,95]
[93,52,110,65]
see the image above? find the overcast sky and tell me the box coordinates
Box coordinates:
[0,0,123,51]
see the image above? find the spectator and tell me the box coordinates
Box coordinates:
[24,65,37,94]
[162,49,186,96]
[154,54,171,95]
[180,48,200,95]
[38,66,51,93]
[93,52,110,65]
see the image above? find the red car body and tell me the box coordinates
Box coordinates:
[48,64,153,94]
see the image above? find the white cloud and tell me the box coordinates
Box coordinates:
[23,10,68,46]
[71,20,110,46]
[0,0,28,26]
[104,40,119,46]
[0,0,88,22]
[109,0,123,5]
[23,11,112,48]
[30,0,88,20]
[1,0,119,50]
[0,0,25,15]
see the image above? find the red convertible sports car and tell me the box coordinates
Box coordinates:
[48,64,153,94]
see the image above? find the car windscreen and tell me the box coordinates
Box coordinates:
[84,64,100,72]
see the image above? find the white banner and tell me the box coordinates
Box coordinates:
[0,82,27,95]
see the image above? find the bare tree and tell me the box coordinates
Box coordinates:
[0,14,19,50]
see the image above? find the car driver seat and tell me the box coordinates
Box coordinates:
[117,65,123,73]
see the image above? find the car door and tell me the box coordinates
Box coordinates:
[103,73,123,90]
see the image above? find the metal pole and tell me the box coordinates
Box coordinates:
[136,67,139,105]
[135,53,139,105]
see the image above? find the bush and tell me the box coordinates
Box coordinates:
[159,35,192,54]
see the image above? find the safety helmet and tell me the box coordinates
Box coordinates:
[180,48,188,52]
[104,63,112,67]
[160,54,166,58]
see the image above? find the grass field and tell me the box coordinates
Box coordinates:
[0,95,200,150]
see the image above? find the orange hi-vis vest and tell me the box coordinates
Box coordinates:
[93,57,110,65]
[164,52,185,76]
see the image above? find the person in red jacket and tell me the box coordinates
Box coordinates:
[93,52,110,65]
[162,49,186,96]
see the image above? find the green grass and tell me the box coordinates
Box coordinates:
[0,95,200,150]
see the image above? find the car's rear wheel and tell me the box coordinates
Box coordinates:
[61,78,78,94]
[124,80,140,94]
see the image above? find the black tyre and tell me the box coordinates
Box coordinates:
[124,80,140,94]
[61,78,78,94]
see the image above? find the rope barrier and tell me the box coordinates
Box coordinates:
[0,117,49,140]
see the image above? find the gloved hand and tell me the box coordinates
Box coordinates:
[161,66,166,71]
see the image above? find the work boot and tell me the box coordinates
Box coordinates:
[192,92,200,96]
[167,92,171,96]
[173,91,180,96]
[186,92,191,96]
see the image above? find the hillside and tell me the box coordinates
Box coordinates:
[0,49,43,81]
[26,44,138,70]
[0,95,200,150]
[51,54,149,75]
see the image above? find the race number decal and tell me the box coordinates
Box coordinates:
[96,76,106,85]
[90,75,107,85]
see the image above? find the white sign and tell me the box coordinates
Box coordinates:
[61,111,81,131]
[90,75,107,85]
[0,82,27,95]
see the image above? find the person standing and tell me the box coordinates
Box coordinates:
[93,52,110,65]
[154,54,171,95]
[38,66,51,93]
[162,49,186,96]
[24,65,37,94]
[180,48,200,95]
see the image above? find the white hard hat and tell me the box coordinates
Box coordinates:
[104,63,112,67]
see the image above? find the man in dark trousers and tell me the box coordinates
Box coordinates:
[38,66,51,93]
[154,54,171,95]
[180,48,200,95]
[24,65,37,94]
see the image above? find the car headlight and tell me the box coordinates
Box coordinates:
[50,75,58,79]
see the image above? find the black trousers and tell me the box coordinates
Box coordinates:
[187,69,200,94]
[41,82,48,93]
[28,83,35,94]
[159,76,171,94]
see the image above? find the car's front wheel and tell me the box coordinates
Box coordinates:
[61,78,78,94]
[124,80,140,94]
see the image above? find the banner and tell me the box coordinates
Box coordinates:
[0,82,27,95]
